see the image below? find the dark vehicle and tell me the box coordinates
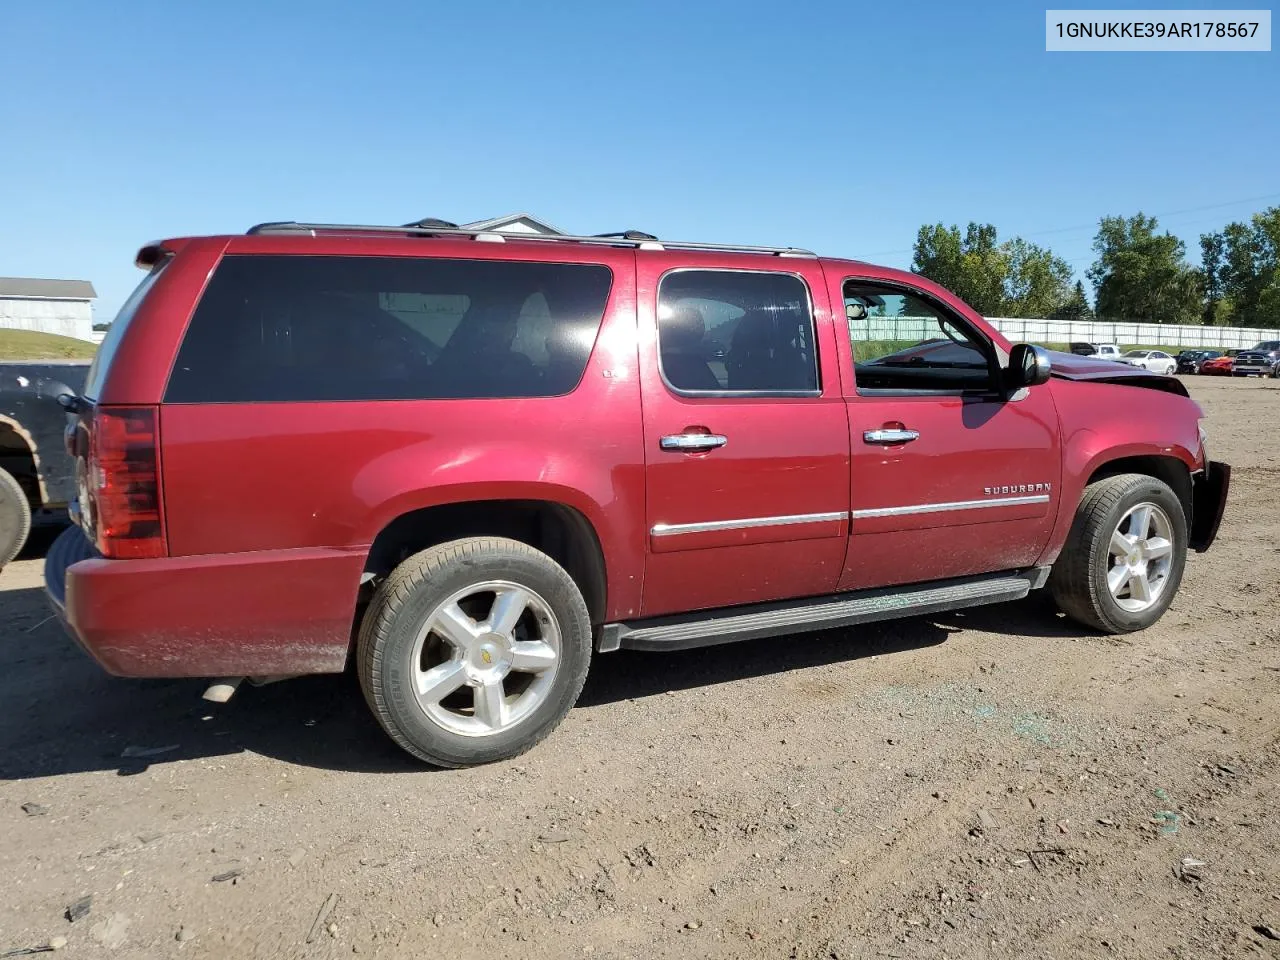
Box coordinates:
[0,361,89,565]
[1231,341,1280,377]
[1176,350,1222,375]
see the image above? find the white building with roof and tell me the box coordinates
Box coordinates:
[460,213,564,236]
[0,277,97,342]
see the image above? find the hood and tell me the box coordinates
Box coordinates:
[1045,350,1189,397]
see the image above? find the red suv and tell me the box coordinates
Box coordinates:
[44,218,1230,766]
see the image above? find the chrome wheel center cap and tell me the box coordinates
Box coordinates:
[468,635,511,679]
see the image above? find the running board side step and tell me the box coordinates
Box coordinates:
[598,567,1051,653]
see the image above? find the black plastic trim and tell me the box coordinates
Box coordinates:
[1189,460,1230,553]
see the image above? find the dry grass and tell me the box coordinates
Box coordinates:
[0,329,98,361]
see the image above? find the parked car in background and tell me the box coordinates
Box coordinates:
[1176,350,1222,375]
[1231,340,1280,377]
[1118,350,1177,375]
[1,361,88,566]
[43,217,1230,767]
[1199,353,1236,376]
[1070,342,1123,361]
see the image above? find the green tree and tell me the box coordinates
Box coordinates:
[911,223,1073,317]
[1002,237,1074,318]
[912,223,1006,315]
[1199,231,1225,324]
[1200,206,1280,329]
[1086,213,1202,324]
[1049,280,1094,321]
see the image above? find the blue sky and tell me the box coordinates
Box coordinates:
[1,0,1276,321]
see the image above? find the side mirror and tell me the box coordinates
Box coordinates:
[1006,343,1052,391]
[57,392,84,414]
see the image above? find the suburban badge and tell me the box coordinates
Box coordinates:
[983,483,1052,495]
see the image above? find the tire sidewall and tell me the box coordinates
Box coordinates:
[373,546,591,766]
[1088,478,1188,632]
[0,466,33,568]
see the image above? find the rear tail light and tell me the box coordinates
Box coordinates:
[87,406,167,559]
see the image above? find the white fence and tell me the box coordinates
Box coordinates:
[847,314,1275,350]
[848,316,959,342]
[984,317,1274,350]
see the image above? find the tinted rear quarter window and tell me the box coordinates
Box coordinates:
[165,256,613,403]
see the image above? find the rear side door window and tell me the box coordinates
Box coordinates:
[656,270,819,396]
[165,256,613,403]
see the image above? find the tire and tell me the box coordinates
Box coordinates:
[357,537,592,767]
[1049,473,1188,634]
[0,466,33,569]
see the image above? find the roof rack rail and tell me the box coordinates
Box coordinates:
[594,230,659,241]
[244,221,817,257]
[401,217,459,229]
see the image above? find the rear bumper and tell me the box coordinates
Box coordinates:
[44,525,367,678]
[1189,460,1230,553]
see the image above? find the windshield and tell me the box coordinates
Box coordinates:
[1123,351,1147,357]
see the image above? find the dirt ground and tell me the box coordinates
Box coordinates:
[1,376,1277,960]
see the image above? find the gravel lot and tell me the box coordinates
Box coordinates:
[1,376,1277,960]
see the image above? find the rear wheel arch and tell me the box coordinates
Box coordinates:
[361,499,609,626]
[0,417,46,507]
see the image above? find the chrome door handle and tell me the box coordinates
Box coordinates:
[863,428,919,444]
[660,433,728,451]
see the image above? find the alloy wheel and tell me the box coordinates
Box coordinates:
[1106,502,1175,613]
[409,580,562,737]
